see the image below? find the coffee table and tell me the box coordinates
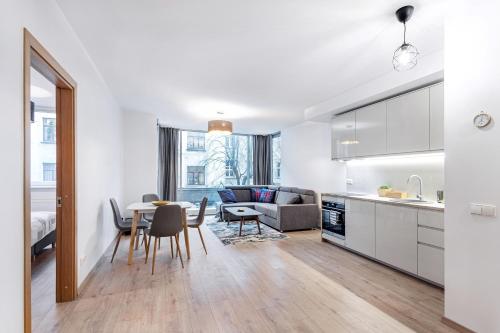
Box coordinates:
[225,207,263,236]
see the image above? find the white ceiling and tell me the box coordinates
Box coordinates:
[56,0,444,134]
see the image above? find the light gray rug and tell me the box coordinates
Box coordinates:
[205,218,288,246]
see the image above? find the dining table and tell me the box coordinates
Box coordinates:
[126,201,193,265]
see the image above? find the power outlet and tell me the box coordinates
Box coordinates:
[346,179,354,185]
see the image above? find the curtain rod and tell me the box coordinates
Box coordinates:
[156,119,280,137]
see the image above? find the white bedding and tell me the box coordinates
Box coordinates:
[31,211,56,246]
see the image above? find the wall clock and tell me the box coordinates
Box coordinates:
[473,111,492,128]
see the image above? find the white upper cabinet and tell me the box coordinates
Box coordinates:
[355,102,387,156]
[429,83,444,150]
[345,199,376,257]
[331,112,356,159]
[386,88,430,154]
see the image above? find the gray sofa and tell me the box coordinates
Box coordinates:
[218,185,320,232]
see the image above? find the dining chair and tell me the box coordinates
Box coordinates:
[109,198,149,263]
[142,193,163,249]
[186,197,209,255]
[144,204,184,274]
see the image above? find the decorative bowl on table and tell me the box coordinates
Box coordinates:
[237,208,245,212]
[152,200,169,206]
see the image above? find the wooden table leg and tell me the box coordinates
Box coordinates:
[256,216,261,234]
[128,210,140,265]
[239,217,244,236]
[182,208,191,259]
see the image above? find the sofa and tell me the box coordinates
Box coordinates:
[217,185,320,232]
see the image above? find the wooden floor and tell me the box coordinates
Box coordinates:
[33,221,460,333]
[31,247,56,332]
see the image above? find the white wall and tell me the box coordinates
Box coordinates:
[444,2,500,332]
[281,121,346,198]
[0,1,123,331]
[123,110,158,210]
[346,154,444,200]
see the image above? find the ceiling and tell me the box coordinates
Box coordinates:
[56,0,444,134]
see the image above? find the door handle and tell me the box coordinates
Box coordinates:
[57,196,63,208]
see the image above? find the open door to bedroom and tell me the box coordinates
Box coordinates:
[24,29,77,333]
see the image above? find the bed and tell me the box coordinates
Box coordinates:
[31,211,56,256]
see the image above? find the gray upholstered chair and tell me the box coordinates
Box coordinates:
[109,198,149,263]
[186,197,208,255]
[142,193,161,248]
[144,204,184,274]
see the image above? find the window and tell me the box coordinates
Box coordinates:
[43,163,56,182]
[187,166,205,185]
[187,133,205,151]
[225,159,235,178]
[272,133,281,185]
[42,117,56,143]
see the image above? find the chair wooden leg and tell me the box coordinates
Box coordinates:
[197,227,207,255]
[170,236,174,258]
[135,229,141,250]
[152,237,158,275]
[145,234,151,264]
[111,231,122,263]
[175,234,184,268]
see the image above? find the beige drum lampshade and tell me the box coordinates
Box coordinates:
[208,120,233,135]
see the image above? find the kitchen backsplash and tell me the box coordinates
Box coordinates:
[345,154,444,201]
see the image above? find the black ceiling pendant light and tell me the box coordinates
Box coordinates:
[393,5,419,71]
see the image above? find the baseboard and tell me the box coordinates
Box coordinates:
[77,236,116,295]
[441,317,475,333]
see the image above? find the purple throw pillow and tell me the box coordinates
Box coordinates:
[258,189,276,203]
[251,188,263,202]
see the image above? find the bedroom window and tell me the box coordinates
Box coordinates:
[43,163,56,182]
[42,117,56,143]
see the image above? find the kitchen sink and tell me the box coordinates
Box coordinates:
[391,198,432,204]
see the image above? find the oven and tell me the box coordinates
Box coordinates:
[322,199,345,240]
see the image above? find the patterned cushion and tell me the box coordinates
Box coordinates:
[251,188,263,202]
[258,189,276,203]
[218,189,237,203]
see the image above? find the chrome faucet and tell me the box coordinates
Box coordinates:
[407,175,423,200]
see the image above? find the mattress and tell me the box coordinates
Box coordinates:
[31,211,56,246]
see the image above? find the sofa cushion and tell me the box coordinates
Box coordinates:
[231,189,252,202]
[254,203,278,219]
[258,189,276,203]
[279,186,315,204]
[217,189,237,203]
[221,202,255,210]
[275,191,301,205]
[251,188,263,202]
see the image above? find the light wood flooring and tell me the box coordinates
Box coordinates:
[31,247,56,332]
[33,221,460,333]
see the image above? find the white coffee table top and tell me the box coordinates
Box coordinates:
[225,207,263,217]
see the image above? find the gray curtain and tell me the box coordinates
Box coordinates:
[158,127,179,200]
[253,135,272,185]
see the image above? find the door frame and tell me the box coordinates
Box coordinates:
[23,28,77,333]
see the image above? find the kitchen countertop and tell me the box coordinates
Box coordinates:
[322,193,445,212]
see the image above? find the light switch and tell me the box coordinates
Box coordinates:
[346,178,354,185]
[470,203,496,217]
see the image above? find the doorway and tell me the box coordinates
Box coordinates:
[23,29,77,333]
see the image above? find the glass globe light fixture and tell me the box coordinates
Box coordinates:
[393,6,419,72]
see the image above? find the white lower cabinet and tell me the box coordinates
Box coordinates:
[418,244,444,285]
[345,199,376,257]
[375,204,418,274]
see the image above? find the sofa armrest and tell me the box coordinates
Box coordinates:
[278,204,320,231]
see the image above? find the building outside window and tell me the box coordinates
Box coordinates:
[225,159,235,178]
[43,163,56,182]
[187,166,205,185]
[42,117,56,143]
[186,132,205,151]
[272,133,281,185]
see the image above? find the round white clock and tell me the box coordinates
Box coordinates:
[473,111,492,128]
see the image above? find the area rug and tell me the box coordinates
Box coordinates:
[205,217,288,246]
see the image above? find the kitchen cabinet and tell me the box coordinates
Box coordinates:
[355,102,387,156]
[386,88,430,154]
[418,244,444,285]
[345,199,376,257]
[376,203,418,274]
[429,83,444,150]
[331,112,356,159]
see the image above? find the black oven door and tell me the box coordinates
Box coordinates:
[322,208,345,238]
